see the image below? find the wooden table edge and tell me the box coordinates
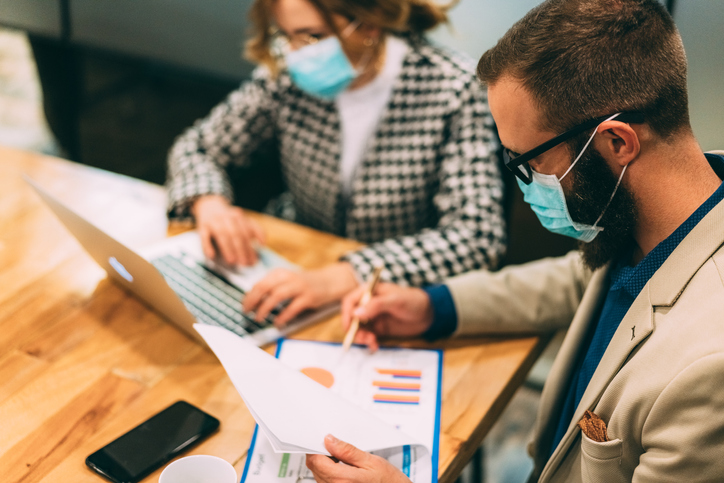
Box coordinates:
[438,332,553,483]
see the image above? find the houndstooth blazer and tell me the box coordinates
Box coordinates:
[166,36,506,286]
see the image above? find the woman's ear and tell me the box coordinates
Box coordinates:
[595,120,641,169]
[358,23,382,43]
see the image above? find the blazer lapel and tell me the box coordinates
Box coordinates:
[541,284,654,480]
[532,266,611,473]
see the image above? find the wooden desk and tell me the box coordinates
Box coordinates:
[0,146,550,482]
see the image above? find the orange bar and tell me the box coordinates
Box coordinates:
[372,380,421,390]
[373,394,420,403]
[375,368,422,378]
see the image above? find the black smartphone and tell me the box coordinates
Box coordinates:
[85,400,220,483]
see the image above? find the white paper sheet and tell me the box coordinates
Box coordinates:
[194,325,441,483]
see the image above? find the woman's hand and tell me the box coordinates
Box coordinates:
[243,262,360,326]
[192,195,265,266]
[341,283,434,352]
[306,435,412,483]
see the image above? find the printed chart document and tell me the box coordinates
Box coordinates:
[194,324,442,483]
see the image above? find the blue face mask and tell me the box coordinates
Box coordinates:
[516,113,627,243]
[284,23,362,100]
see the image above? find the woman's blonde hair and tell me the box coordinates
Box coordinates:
[246,0,457,76]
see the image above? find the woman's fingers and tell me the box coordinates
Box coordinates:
[193,197,264,266]
[254,282,297,322]
[243,269,287,311]
[273,295,312,327]
[198,225,217,260]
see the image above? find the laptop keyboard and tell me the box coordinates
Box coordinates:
[151,254,275,337]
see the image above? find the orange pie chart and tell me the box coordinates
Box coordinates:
[300,367,335,388]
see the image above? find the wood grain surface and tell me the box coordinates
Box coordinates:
[0,145,550,482]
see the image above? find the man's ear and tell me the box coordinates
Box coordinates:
[595,120,641,168]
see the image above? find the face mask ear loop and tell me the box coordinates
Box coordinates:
[592,163,627,229]
[559,112,622,182]
[341,20,361,38]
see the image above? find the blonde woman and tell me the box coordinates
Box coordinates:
[166,0,505,327]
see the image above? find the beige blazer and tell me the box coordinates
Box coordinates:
[446,197,724,482]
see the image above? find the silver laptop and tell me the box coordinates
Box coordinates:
[26,177,337,347]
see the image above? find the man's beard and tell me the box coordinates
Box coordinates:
[565,144,638,270]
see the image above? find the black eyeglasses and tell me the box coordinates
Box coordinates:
[503,111,645,184]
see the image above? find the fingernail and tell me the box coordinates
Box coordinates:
[353,308,364,317]
[325,434,338,444]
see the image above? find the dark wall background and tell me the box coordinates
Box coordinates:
[20,0,705,263]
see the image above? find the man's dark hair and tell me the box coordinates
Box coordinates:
[477,0,690,139]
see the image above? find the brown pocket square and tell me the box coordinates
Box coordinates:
[578,410,609,442]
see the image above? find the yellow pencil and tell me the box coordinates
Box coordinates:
[342,266,383,351]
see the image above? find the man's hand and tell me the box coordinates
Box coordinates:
[243,262,360,326]
[192,194,265,266]
[341,283,434,352]
[306,435,411,483]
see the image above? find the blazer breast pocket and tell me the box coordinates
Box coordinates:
[580,433,626,483]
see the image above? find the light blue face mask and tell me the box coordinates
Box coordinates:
[284,22,362,100]
[516,113,628,243]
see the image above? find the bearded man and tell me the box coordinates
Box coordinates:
[304,0,724,481]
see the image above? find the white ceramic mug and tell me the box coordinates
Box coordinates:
[159,455,237,483]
